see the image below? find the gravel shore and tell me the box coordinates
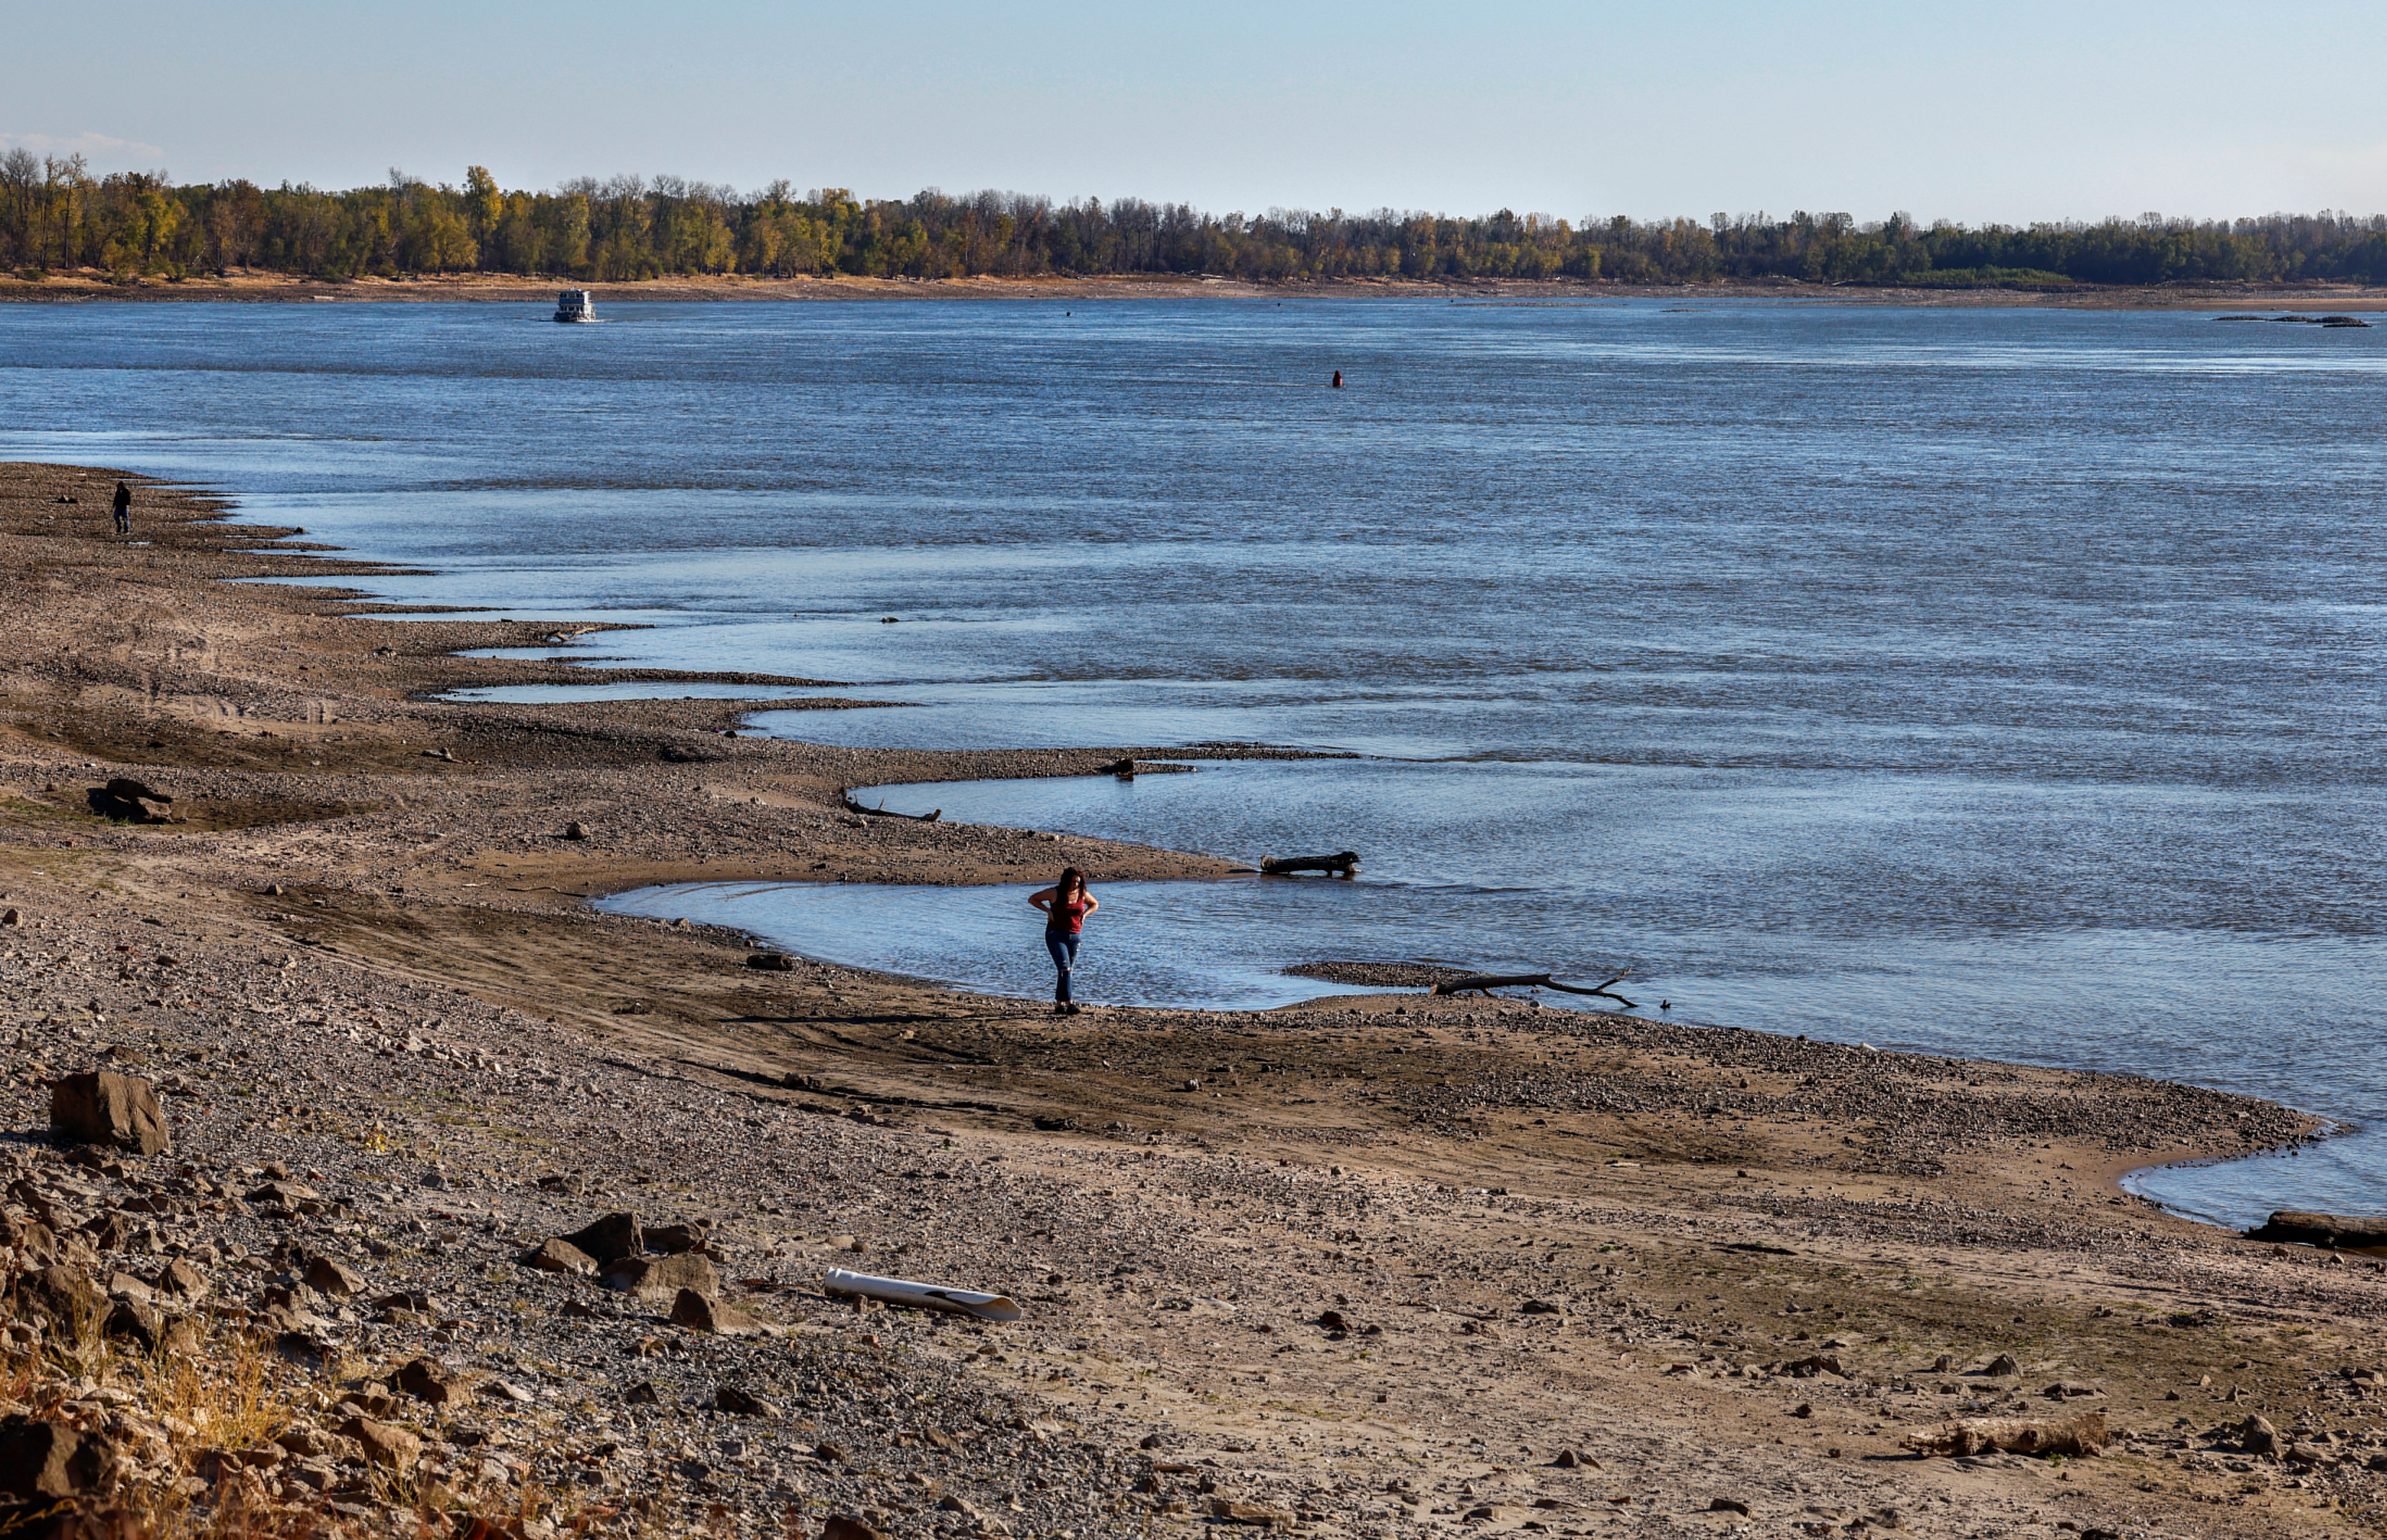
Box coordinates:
[4,461,2384,1540]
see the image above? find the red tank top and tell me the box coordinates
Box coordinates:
[1047,896,1089,935]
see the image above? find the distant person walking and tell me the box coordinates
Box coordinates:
[111,481,131,535]
[1029,866,1098,1015]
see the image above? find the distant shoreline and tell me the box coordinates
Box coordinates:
[10,266,2387,310]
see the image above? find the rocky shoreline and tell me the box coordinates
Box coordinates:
[4,460,2385,1540]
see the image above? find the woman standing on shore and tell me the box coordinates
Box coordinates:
[1029,867,1097,1015]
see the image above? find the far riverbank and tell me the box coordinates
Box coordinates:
[11,265,2387,310]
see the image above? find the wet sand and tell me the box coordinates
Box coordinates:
[4,461,2385,1539]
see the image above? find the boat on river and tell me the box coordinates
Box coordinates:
[553,289,595,323]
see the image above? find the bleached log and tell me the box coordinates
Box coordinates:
[823,1267,1022,1322]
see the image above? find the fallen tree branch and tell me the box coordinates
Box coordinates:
[1429,972,1638,1008]
[842,794,940,822]
[1259,851,1359,876]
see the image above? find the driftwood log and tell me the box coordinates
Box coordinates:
[1902,1412,2107,1458]
[2246,1211,2387,1249]
[1260,852,1359,877]
[1430,972,1638,1008]
[842,795,940,823]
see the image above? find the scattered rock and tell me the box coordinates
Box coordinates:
[562,822,590,840]
[1709,1498,1751,1515]
[13,1265,100,1328]
[560,1212,643,1264]
[669,1288,762,1336]
[395,1358,464,1405]
[746,952,797,971]
[1984,1352,2020,1377]
[643,1223,705,1255]
[605,1252,720,1301]
[1208,1498,1298,1525]
[821,1518,889,1540]
[0,1416,100,1502]
[520,1237,598,1276]
[49,1071,171,1155]
[341,1418,422,1472]
[103,1298,170,1351]
[2240,1415,2280,1455]
[155,1259,209,1299]
[304,1255,365,1298]
[714,1386,781,1416]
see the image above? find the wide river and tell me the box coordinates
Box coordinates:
[1,296,2379,1230]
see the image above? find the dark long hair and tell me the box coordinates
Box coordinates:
[1056,866,1087,901]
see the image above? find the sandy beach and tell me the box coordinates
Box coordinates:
[4,461,2385,1540]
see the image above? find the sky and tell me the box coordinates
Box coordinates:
[8,0,2385,223]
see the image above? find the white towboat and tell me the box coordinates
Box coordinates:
[553,288,595,323]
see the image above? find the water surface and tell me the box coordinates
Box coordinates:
[3,296,2380,1229]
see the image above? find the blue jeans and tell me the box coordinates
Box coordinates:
[1044,930,1079,1002]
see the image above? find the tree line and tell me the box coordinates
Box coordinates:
[6,152,2387,289]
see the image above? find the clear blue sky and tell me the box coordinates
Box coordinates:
[9,0,2383,222]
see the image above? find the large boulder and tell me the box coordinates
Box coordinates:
[50,1073,170,1156]
[559,1212,642,1265]
[0,1416,101,1502]
[395,1358,464,1405]
[103,1299,167,1352]
[302,1255,365,1298]
[339,1418,421,1472]
[13,1266,101,1329]
[642,1223,706,1255]
[603,1252,718,1301]
[2247,1212,2387,1249]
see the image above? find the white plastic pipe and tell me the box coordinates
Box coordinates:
[823,1267,1023,1322]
